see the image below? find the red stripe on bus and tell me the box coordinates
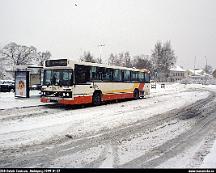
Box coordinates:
[58,96,92,105]
[41,97,50,103]
[41,92,135,105]
[102,93,134,101]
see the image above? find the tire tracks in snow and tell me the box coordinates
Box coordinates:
[0,89,215,168]
[119,105,216,168]
[0,89,195,122]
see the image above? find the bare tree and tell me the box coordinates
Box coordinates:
[80,51,96,63]
[151,41,176,81]
[108,53,116,65]
[0,58,5,79]
[212,69,216,78]
[124,52,133,68]
[133,55,153,72]
[36,51,51,66]
[0,55,12,79]
[108,52,132,67]
[95,57,103,64]
[1,42,36,66]
[108,53,122,66]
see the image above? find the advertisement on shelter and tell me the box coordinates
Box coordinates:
[15,71,29,98]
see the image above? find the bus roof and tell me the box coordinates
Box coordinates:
[45,59,150,73]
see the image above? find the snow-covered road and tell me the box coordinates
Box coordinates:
[0,83,216,168]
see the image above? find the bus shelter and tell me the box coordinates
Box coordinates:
[15,65,43,98]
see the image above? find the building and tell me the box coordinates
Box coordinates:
[186,69,206,76]
[168,65,186,82]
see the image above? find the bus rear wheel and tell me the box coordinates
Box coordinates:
[134,89,139,100]
[92,92,101,106]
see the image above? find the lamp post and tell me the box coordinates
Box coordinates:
[194,56,196,76]
[98,44,105,63]
[205,56,207,73]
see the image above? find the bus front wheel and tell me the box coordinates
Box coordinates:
[92,92,101,106]
[134,89,139,100]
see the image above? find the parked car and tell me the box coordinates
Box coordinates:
[0,80,15,92]
[30,84,42,90]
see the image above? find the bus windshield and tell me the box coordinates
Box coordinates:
[145,73,150,83]
[43,69,73,86]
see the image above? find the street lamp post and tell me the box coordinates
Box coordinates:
[194,56,196,76]
[205,56,207,73]
[98,44,105,63]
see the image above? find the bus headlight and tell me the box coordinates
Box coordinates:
[66,93,69,97]
[63,93,66,97]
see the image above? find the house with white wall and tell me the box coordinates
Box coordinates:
[168,65,186,82]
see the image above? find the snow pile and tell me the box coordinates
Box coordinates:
[180,75,216,85]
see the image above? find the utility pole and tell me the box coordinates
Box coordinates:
[205,56,207,73]
[194,56,196,76]
[98,44,105,62]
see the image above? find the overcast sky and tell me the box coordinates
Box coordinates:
[0,0,216,69]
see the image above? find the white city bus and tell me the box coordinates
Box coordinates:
[41,59,150,105]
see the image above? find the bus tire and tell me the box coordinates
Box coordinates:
[92,92,102,106]
[140,93,145,99]
[134,89,139,100]
[140,91,145,99]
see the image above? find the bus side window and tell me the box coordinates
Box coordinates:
[124,70,130,82]
[96,67,103,81]
[75,65,90,84]
[113,69,121,82]
[121,70,124,82]
[138,72,145,82]
[131,71,138,82]
[103,68,113,81]
[90,66,96,80]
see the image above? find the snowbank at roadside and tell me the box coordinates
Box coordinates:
[0,90,51,110]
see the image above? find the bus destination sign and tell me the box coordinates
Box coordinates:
[45,59,68,67]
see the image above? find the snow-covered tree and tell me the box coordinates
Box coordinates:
[108,53,115,65]
[204,65,213,74]
[132,55,153,72]
[80,51,96,63]
[36,51,51,66]
[0,42,52,79]
[0,59,6,79]
[151,41,176,81]
[108,52,132,68]
[96,57,103,64]
[213,69,216,78]
[124,52,133,68]
[1,42,36,66]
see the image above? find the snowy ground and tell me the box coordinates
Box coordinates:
[0,83,216,168]
[0,90,51,110]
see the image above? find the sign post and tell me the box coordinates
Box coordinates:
[15,71,30,98]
